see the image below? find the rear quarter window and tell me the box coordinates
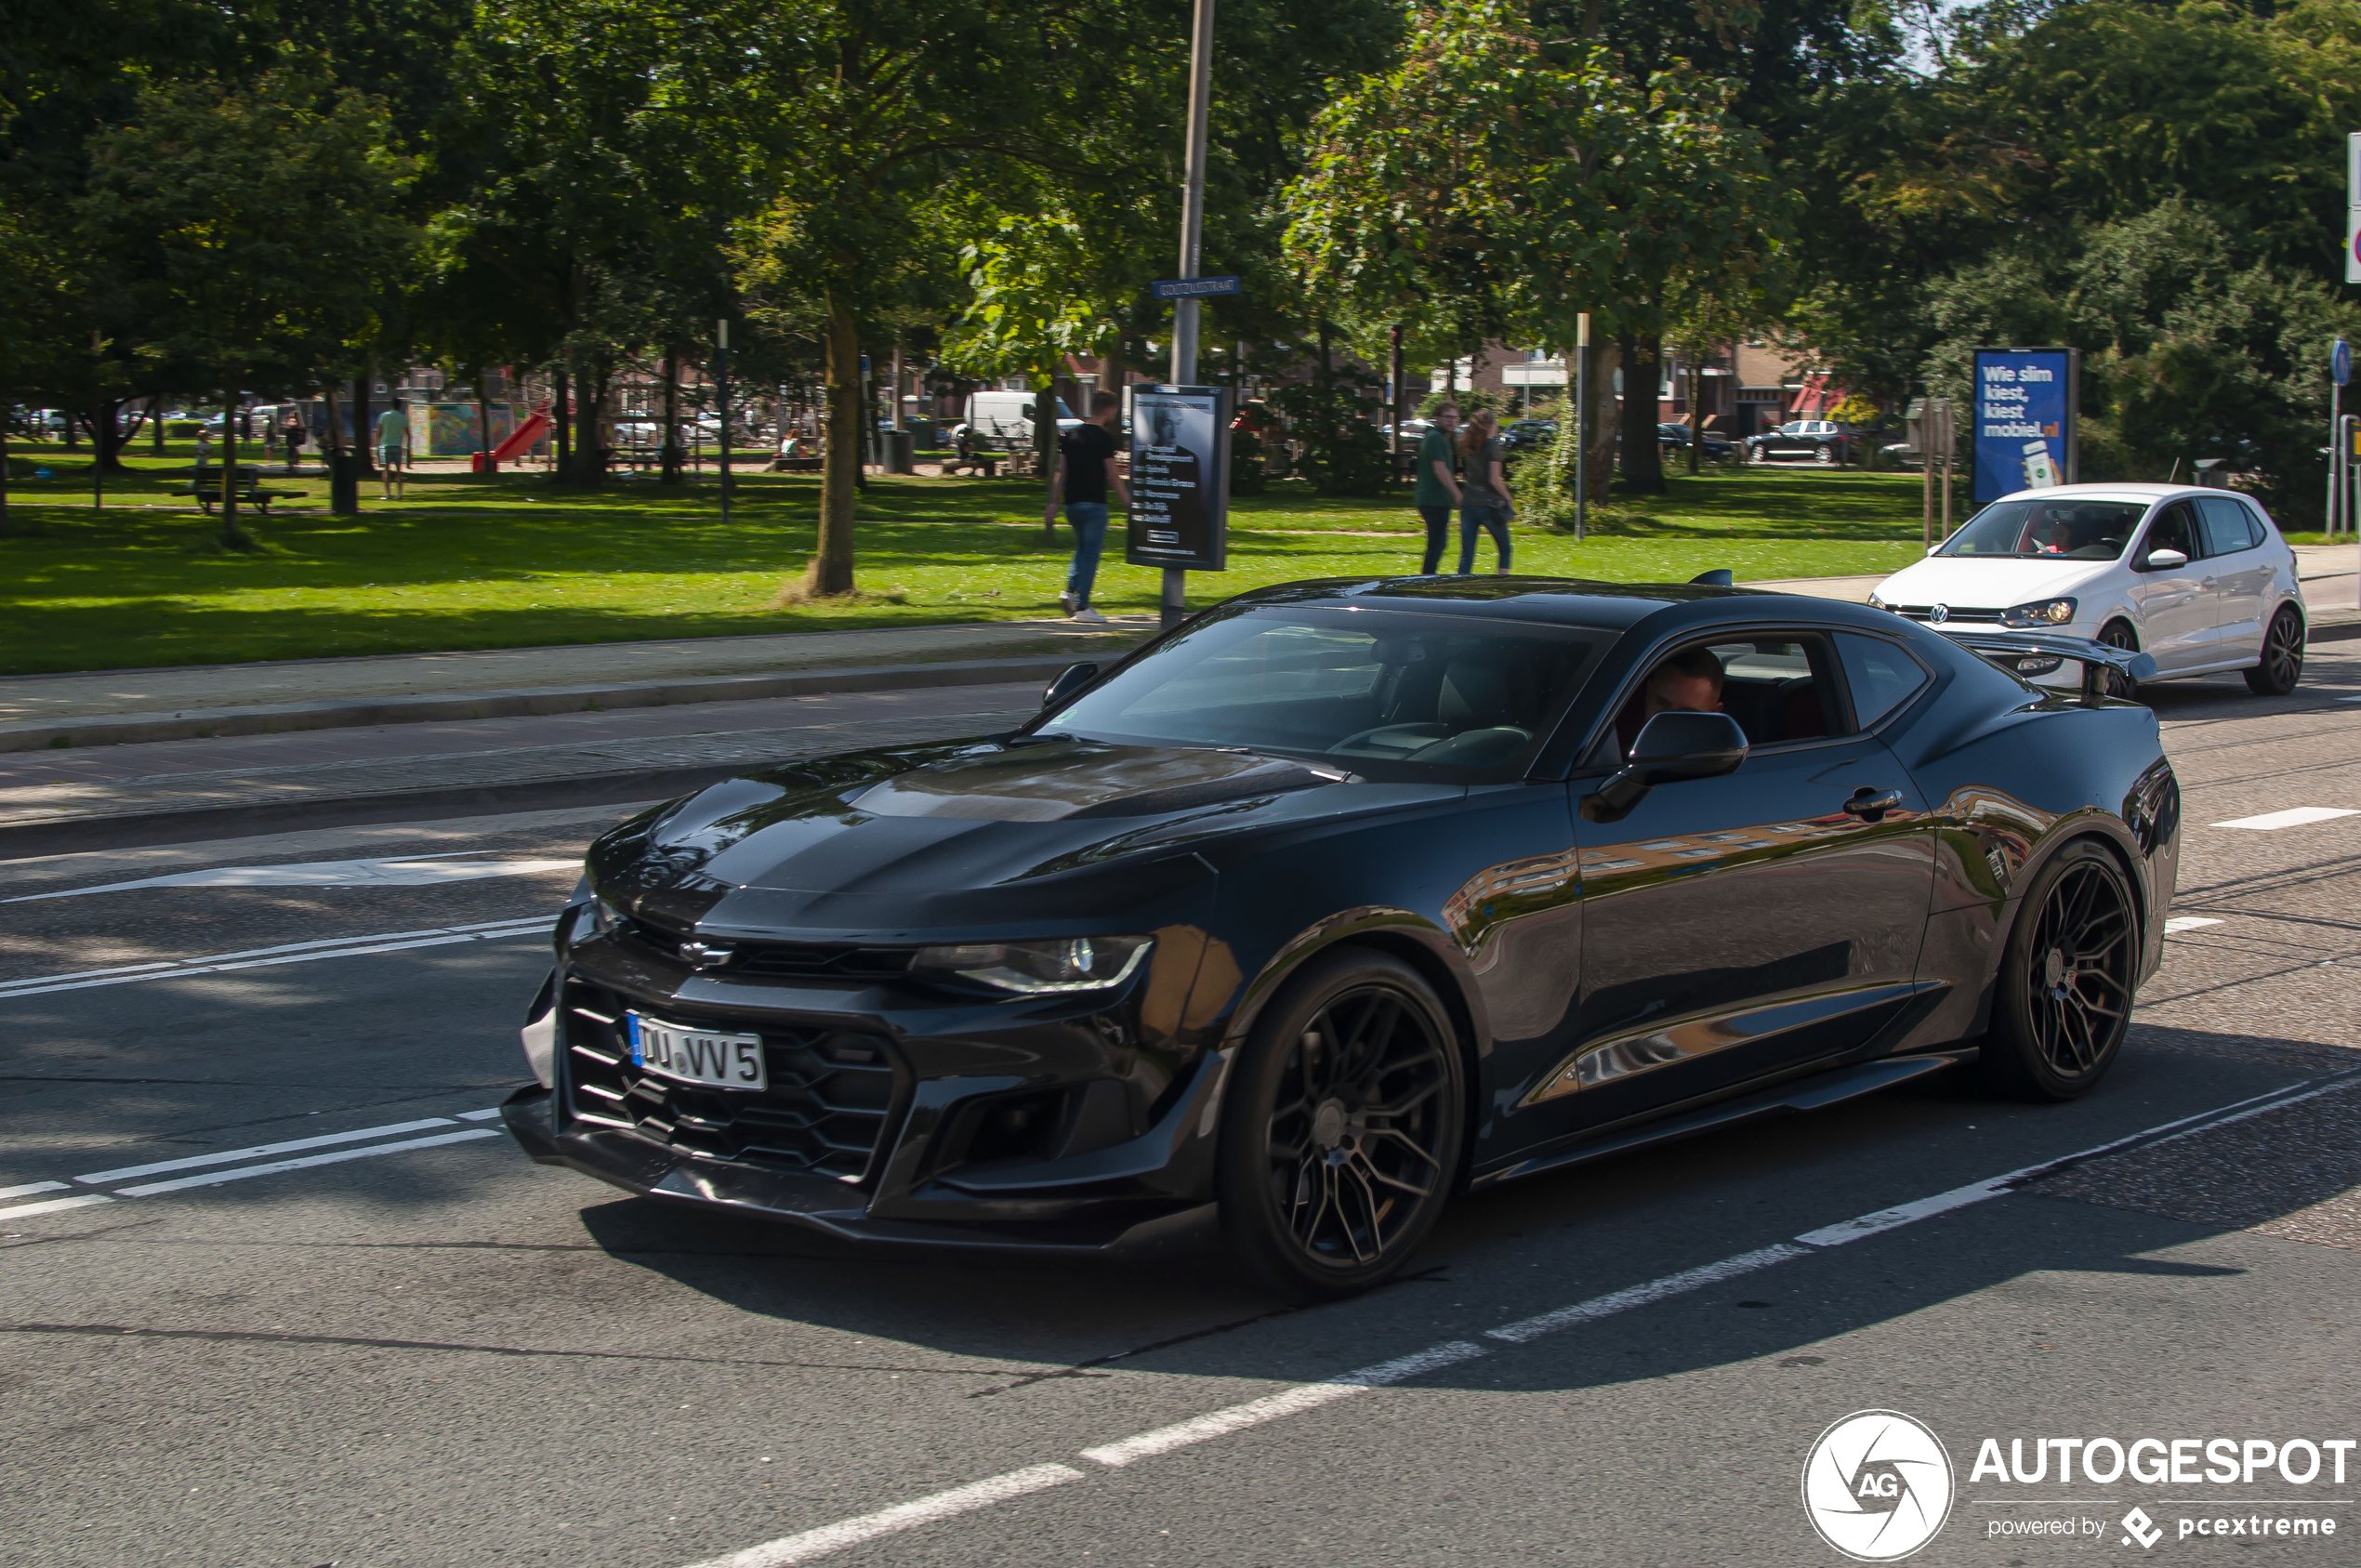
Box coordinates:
[1835,633,1932,728]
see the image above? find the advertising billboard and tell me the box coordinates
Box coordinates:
[1971,349,2077,504]
[1126,385,1231,573]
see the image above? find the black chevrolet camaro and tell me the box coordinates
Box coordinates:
[502,578,2182,1298]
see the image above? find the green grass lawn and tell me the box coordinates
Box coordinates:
[0,444,1932,675]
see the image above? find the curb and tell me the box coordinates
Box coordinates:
[0,653,1115,756]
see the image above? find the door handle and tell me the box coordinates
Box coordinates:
[1843,787,1904,821]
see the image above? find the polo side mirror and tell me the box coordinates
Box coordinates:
[2143,547,2189,571]
[1042,662,1099,708]
[1583,711,1749,822]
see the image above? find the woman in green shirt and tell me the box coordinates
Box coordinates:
[1456,407,1513,574]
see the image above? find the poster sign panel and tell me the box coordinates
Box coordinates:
[1972,349,2077,504]
[1126,385,1230,572]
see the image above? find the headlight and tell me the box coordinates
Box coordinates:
[1866,590,1887,610]
[2002,597,2077,627]
[910,936,1154,994]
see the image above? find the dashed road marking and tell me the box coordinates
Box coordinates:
[2164,916,2223,933]
[2211,807,2360,831]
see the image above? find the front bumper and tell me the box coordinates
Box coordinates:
[501,1085,1216,1256]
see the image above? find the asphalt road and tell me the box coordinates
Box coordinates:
[3,653,2359,1567]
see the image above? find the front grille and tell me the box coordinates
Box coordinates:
[622,919,915,982]
[561,979,903,1182]
[1896,605,2004,624]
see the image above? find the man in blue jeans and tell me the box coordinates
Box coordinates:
[1411,402,1461,573]
[1044,389,1129,624]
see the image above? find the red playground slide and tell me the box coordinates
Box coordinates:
[482,408,550,470]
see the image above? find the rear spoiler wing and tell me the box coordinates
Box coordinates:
[1933,628,2157,703]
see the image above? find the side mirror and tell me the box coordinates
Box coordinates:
[2143,547,2189,571]
[1041,661,1098,708]
[1584,711,1748,822]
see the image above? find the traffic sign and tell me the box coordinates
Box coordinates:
[2338,339,2353,388]
[1151,275,1242,300]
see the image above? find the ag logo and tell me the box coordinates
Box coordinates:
[1801,1409,1955,1561]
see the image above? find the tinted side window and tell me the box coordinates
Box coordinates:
[1607,635,1844,758]
[2144,503,2196,560]
[2196,496,2256,557]
[1836,633,1932,728]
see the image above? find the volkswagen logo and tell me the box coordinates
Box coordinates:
[1929,604,1950,625]
[1801,1409,1955,1561]
[679,941,736,968]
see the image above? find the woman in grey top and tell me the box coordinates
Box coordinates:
[1455,408,1513,574]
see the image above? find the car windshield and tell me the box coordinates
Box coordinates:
[1939,499,2145,560]
[1037,606,1605,780]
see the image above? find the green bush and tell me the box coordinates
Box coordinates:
[1269,372,1392,496]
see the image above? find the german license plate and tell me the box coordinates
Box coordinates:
[627,1014,767,1091]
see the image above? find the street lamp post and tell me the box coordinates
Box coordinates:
[1574,312,1589,545]
[717,317,732,527]
[1164,0,1216,625]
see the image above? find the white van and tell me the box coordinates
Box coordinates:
[956,390,1079,450]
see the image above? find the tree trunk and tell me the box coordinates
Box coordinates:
[151,394,165,454]
[219,393,243,546]
[1686,360,1702,476]
[661,352,682,484]
[551,363,572,479]
[803,293,861,597]
[474,370,493,461]
[1036,364,1059,531]
[1585,342,1620,500]
[1,375,11,536]
[1617,332,1665,496]
[353,375,376,477]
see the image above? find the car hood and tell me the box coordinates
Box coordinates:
[1874,555,2111,608]
[584,737,1458,939]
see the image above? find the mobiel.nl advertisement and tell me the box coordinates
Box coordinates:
[1972,347,2077,503]
[1124,385,1229,572]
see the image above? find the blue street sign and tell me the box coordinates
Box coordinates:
[2334,338,2352,388]
[1151,275,1243,300]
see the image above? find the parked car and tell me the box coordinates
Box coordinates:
[503,573,2179,1298]
[954,390,1080,452]
[1657,422,1735,462]
[1868,483,2304,696]
[1503,419,1559,453]
[1744,419,1852,465]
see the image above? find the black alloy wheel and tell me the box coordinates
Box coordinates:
[2244,607,2304,696]
[2096,620,2141,699]
[1217,950,1465,1299]
[1982,841,2138,1100]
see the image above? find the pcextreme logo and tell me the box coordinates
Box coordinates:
[1802,1409,1957,1561]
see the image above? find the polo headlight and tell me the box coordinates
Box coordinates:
[2002,597,2077,627]
[910,936,1154,994]
[1866,590,1888,610]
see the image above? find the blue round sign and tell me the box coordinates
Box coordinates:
[2335,338,2352,388]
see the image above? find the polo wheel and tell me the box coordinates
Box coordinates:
[1217,950,1464,1299]
[1981,841,2138,1101]
[1814,445,1836,466]
[2096,620,2141,699]
[2244,607,2303,695]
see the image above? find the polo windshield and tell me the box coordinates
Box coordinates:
[1940,499,2145,560]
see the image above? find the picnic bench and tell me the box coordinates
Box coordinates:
[180,466,302,514]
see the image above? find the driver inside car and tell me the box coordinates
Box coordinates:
[1616,645,1726,756]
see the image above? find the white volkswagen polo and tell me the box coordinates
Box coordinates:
[1867,482,2306,695]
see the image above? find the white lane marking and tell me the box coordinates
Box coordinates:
[2,857,580,903]
[680,1465,1089,1568]
[667,1067,2361,1568]
[2164,916,2223,933]
[76,1117,460,1185]
[2211,807,2360,830]
[114,1129,498,1196]
[1078,1341,1489,1468]
[0,918,550,999]
[1483,1245,1813,1344]
[455,1108,505,1122]
[0,1179,67,1201]
[0,1192,114,1219]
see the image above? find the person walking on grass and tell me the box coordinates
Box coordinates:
[1413,402,1461,574]
[375,397,409,499]
[1456,407,1514,575]
[1044,389,1128,625]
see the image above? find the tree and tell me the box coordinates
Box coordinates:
[1283,0,1790,497]
[75,67,414,538]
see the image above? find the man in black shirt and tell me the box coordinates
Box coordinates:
[1043,389,1129,624]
